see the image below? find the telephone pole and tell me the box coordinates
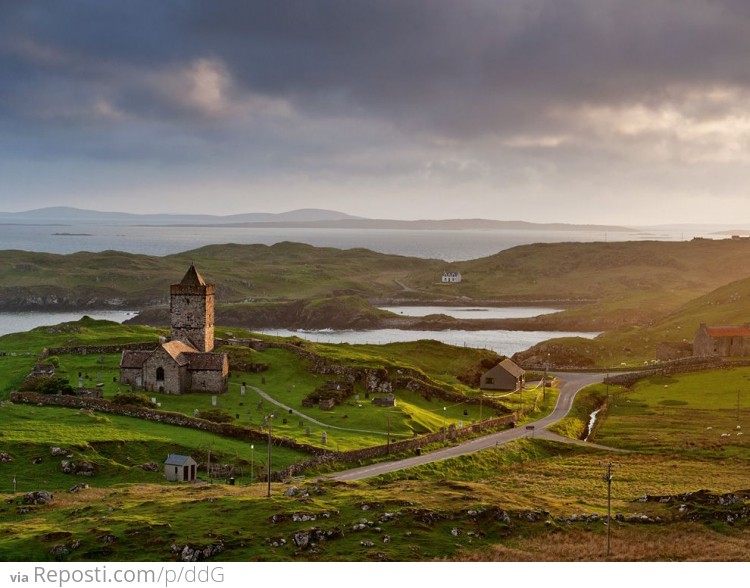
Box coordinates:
[386,408,391,455]
[266,415,273,498]
[604,462,613,557]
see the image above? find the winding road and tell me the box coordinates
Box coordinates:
[325,372,625,481]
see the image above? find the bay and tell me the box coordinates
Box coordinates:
[379,306,561,319]
[0,223,698,261]
[257,328,598,357]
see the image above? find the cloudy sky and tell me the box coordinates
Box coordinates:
[2,0,750,224]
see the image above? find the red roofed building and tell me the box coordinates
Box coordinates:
[693,323,750,357]
[119,265,228,394]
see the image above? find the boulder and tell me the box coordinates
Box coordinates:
[171,542,225,562]
[23,491,53,505]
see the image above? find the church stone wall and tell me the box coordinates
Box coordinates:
[189,369,227,394]
[142,348,185,394]
[120,367,142,387]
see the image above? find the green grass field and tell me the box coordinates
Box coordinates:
[0,403,305,493]
[5,318,750,561]
[594,370,750,458]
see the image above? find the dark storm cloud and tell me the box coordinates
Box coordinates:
[1,0,750,221]
[3,0,750,137]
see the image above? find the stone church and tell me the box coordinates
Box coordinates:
[120,265,229,394]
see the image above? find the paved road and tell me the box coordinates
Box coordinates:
[326,372,622,481]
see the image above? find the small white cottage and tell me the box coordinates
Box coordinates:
[164,454,197,482]
[441,271,462,283]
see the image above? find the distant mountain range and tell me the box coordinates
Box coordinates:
[0,206,361,225]
[0,206,638,232]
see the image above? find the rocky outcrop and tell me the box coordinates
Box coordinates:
[23,491,53,505]
[60,459,96,476]
[171,542,225,562]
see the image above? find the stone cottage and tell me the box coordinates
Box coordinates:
[693,323,750,357]
[120,265,229,394]
[480,358,525,391]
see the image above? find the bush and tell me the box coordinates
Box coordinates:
[111,392,157,408]
[197,408,234,424]
[20,376,75,395]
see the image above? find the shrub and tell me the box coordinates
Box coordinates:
[111,392,158,408]
[19,376,75,395]
[197,408,234,424]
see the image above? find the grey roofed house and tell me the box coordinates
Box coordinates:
[164,454,194,467]
[480,358,526,391]
[164,454,197,482]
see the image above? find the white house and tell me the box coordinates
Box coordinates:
[442,271,462,283]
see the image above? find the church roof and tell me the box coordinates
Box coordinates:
[120,350,151,369]
[188,353,227,371]
[161,340,199,366]
[180,264,207,287]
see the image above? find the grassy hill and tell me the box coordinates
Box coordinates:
[516,273,750,367]
[405,239,750,326]
[0,243,442,310]
[4,239,750,325]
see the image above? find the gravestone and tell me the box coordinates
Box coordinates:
[321,431,327,444]
[240,383,246,396]
[211,395,217,407]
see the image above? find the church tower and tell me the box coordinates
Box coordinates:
[170,264,215,352]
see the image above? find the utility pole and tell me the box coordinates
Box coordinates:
[386,408,391,455]
[443,407,447,441]
[267,415,273,498]
[604,462,613,557]
[207,448,211,482]
[479,396,483,422]
[738,389,741,423]
[250,444,254,484]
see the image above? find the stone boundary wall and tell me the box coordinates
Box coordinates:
[20,339,517,481]
[605,356,730,388]
[273,413,518,480]
[264,341,510,413]
[9,391,328,457]
[42,342,159,359]
[10,390,516,482]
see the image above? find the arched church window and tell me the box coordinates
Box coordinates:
[156,367,165,381]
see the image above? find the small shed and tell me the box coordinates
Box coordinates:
[164,454,197,482]
[480,359,525,391]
